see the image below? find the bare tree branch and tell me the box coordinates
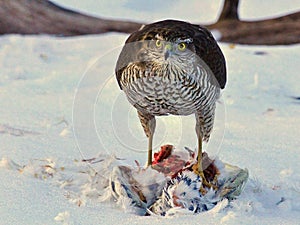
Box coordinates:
[0,0,142,35]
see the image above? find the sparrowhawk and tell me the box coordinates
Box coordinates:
[115,19,226,188]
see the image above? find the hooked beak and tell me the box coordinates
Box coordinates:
[164,43,173,60]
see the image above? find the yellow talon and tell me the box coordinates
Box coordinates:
[192,163,218,193]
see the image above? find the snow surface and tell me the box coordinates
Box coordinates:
[1,0,300,224]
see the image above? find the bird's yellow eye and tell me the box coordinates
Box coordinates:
[178,42,186,51]
[156,40,162,47]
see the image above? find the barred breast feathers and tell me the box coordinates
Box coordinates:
[119,61,220,117]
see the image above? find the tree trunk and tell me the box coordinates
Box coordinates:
[0,0,299,45]
[208,0,300,45]
[217,0,240,21]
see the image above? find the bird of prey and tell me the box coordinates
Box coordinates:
[115,19,226,187]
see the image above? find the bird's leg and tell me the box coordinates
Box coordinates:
[193,113,216,193]
[147,132,154,166]
[193,128,211,191]
[137,111,156,167]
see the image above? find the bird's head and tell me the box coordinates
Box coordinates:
[116,20,227,90]
[136,32,197,67]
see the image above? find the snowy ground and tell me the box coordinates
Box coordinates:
[1,1,300,224]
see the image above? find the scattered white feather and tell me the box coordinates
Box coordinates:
[54,211,72,225]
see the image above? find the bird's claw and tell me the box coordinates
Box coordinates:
[192,163,218,194]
